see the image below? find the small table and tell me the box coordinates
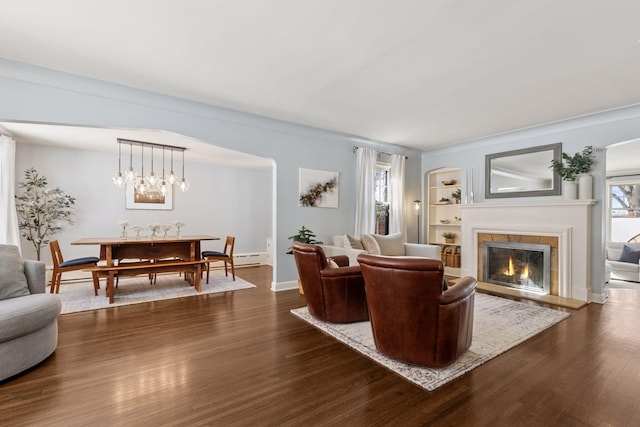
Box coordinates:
[72,235,219,301]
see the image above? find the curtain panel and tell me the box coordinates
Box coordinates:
[0,135,21,248]
[389,154,405,238]
[354,148,377,235]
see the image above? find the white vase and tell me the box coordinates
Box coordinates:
[563,181,577,200]
[578,173,593,200]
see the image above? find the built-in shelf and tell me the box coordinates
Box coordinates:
[428,167,462,276]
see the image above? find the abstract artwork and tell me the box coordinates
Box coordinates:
[298,168,339,208]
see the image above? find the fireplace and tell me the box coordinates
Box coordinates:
[482,241,551,294]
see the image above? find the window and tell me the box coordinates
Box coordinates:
[609,183,640,241]
[375,165,390,235]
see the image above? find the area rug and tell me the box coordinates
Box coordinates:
[290,293,570,391]
[58,272,256,314]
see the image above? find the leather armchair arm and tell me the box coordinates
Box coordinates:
[329,255,350,267]
[441,276,477,305]
[320,265,362,279]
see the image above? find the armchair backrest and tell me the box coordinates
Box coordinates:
[292,242,329,319]
[358,254,475,367]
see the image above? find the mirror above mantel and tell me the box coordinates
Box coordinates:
[485,143,562,199]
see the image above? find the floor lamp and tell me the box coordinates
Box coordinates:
[414,200,421,243]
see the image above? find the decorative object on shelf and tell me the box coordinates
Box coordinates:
[172,220,185,237]
[117,220,129,239]
[442,232,457,244]
[550,145,595,200]
[454,216,462,224]
[438,197,450,204]
[451,188,461,204]
[130,226,145,239]
[159,224,171,238]
[442,179,457,186]
[439,219,451,224]
[148,223,162,239]
[15,168,76,260]
[286,226,323,254]
[298,168,339,208]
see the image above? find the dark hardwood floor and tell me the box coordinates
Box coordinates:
[2,266,639,426]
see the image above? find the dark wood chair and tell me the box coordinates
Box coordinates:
[49,240,100,295]
[358,254,476,368]
[202,236,236,283]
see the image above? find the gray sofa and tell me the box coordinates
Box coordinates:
[606,241,640,282]
[320,234,441,265]
[0,245,61,381]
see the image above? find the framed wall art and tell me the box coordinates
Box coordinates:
[126,184,173,210]
[298,168,339,208]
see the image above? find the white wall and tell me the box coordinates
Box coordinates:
[0,58,422,286]
[421,103,640,302]
[15,143,272,264]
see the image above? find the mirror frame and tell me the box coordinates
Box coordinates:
[485,143,562,199]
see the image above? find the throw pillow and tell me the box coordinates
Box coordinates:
[0,245,31,300]
[361,234,381,255]
[332,235,346,247]
[618,244,640,264]
[372,233,405,256]
[326,258,339,269]
[345,234,365,250]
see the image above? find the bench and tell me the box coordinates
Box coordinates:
[90,259,208,303]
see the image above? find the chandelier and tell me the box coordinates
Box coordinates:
[112,138,189,193]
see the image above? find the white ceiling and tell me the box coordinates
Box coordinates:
[0,0,639,151]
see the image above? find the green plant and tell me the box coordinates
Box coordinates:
[550,145,595,182]
[451,188,461,203]
[286,226,323,254]
[442,232,457,240]
[15,168,76,260]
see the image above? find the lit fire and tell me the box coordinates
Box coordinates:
[503,257,514,276]
[502,255,530,284]
[521,263,529,281]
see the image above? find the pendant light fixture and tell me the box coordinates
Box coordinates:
[113,138,188,193]
[135,144,147,195]
[159,147,168,195]
[112,142,126,187]
[125,142,137,183]
[167,149,177,185]
[179,149,190,192]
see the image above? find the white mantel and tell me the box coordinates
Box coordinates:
[460,200,596,302]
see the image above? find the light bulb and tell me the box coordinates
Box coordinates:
[136,179,147,195]
[147,171,158,187]
[167,171,177,185]
[126,167,137,183]
[160,180,168,195]
[179,178,190,192]
[112,172,126,188]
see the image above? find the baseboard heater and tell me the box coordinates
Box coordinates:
[207,252,267,268]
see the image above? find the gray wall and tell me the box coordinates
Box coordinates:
[421,104,640,301]
[1,58,422,286]
[15,143,273,264]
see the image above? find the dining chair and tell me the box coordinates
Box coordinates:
[202,236,236,283]
[49,240,101,295]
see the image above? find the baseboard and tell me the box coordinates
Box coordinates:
[590,291,608,304]
[272,280,298,292]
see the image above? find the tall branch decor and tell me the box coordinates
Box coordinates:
[15,168,76,260]
[298,168,339,208]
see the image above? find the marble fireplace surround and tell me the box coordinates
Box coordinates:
[460,200,596,303]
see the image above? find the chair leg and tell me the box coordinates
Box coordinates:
[206,261,210,284]
[54,273,62,294]
[224,262,228,277]
[92,271,100,296]
[230,260,236,281]
[49,268,58,293]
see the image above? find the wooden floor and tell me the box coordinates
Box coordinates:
[2,266,640,426]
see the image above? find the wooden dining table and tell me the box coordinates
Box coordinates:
[72,235,219,302]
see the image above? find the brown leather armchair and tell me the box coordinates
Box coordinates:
[292,242,369,323]
[357,254,476,368]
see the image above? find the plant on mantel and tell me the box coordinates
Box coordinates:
[550,145,595,182]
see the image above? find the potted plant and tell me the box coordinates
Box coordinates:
[451,188,461,204]
[442,232,457,244]
[15,168,76,260]
[287,226,323,295]
[550,145,595,199]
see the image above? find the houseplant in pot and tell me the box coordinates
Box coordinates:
[550,145,595,200]
[287,226,323,294]
[442,232,457,244]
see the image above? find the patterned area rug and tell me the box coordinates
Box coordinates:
[291,293,570,391]
[58,272,256,314]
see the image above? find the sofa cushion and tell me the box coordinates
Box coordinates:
[0,293,61,343]
[361,234,381,255]
[345,234,365,250]
[372,233,405,256]
[618,244,640,264]
[0,245,31,300]
[332,235,346,247]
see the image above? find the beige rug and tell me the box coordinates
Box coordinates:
[57,271,256,314]
[291,293,570,391]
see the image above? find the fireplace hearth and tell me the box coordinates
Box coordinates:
[482,241,551,294]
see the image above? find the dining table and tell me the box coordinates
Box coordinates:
[71,235,219,301]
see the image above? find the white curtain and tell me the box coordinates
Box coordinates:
[389,154,405,237]
[0,135,21,248]
[354,148,377,235]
